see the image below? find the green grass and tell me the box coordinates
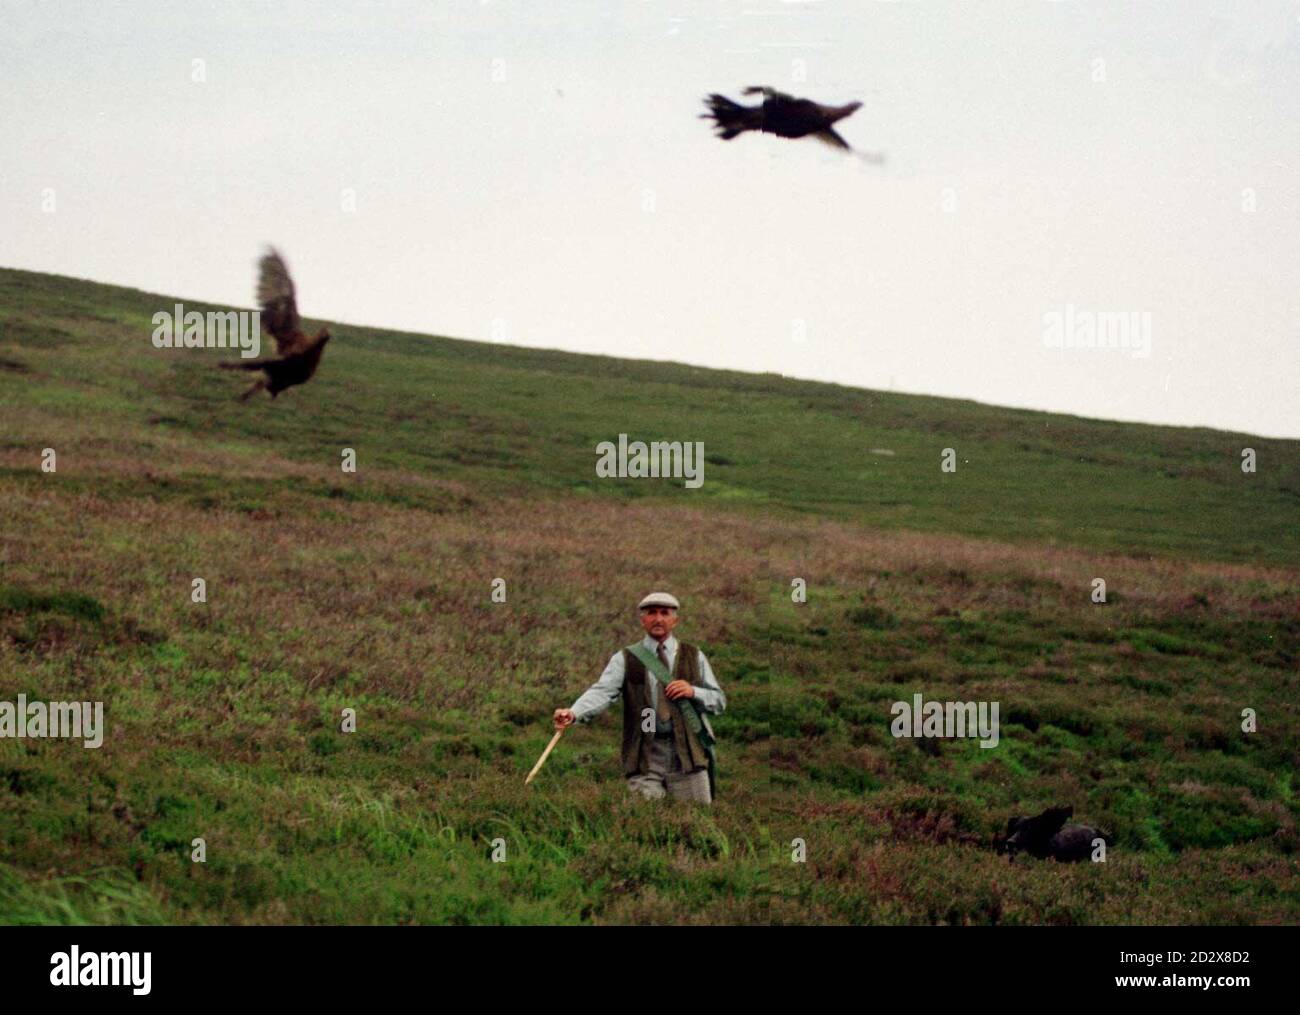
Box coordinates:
[0,266,1296,924]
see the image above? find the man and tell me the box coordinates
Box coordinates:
[553,592,726,803]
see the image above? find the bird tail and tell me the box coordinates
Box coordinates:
[218,358,270,371]
[700,94,758,140]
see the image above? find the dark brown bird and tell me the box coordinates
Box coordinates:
[1003,805,1114,862]
[219,248,330,401]
[701,86,866,151]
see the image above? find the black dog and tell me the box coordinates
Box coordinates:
[1003,805,1113,862]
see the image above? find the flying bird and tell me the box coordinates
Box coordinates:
[219,248,330,401]
[701,86,877,157]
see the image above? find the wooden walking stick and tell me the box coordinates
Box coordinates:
[525,726,566,785]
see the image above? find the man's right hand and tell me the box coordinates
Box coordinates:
[553,708,576,729]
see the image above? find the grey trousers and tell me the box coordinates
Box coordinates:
[626,735,712,803]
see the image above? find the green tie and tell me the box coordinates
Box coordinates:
[655,643,672,725]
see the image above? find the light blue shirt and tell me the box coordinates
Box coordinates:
[570,634,727,723]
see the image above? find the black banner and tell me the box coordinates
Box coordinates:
[0,925,1289,1002]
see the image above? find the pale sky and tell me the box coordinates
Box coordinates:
[2,0,1297,437]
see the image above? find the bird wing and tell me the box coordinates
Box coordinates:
[812,128,852,150]
[1040,807,1072,836]
[218,353,293,370]
[256,248,304,356]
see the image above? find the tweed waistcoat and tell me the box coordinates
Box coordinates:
[620,641,711,778]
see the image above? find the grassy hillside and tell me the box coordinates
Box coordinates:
[0,266,1296,924]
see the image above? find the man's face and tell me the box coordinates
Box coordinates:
[640,606,678,642]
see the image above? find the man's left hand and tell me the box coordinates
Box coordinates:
[665,680,695,700]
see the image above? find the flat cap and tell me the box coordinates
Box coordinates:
[638,591,680,610]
